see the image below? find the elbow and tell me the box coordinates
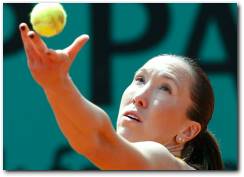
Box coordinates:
[67,134,101,156]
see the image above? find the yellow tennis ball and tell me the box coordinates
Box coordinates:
[30,3,67,37]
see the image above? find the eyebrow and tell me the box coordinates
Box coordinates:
[134,68,146,76]
[160,73,180,90]
[135,68,180,90]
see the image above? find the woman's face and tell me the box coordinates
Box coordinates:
[116,56,194,145]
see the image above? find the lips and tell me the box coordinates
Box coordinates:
[123,111,142,123]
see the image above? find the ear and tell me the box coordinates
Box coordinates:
[176,121,201,144]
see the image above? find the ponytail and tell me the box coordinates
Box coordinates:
[182,130,224,170]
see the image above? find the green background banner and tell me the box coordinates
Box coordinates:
[3,3,238,170]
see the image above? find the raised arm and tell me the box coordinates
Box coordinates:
[19,22,110,153]
[19,23,193,170]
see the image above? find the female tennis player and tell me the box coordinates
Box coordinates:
[19,22,224,170]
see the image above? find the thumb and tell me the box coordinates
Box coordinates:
[64,34,89,61]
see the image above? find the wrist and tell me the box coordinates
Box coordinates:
[43,74,73,94]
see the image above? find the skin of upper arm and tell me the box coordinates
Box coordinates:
[81,118,194,170]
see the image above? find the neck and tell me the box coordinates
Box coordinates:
[164,142,185,158]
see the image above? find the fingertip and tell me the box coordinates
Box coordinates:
[84,34,90,41]
[28,31,35,39]
[83,34,89,40]
[79,34,89,41]
[19,23,27,31]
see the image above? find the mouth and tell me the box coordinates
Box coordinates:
[123,111,142,123]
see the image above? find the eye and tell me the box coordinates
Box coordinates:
[159,84,171,94]
[134,76,145,84]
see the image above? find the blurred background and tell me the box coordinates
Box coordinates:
[3,3,238,170]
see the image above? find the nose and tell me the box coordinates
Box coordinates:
[132,86,149,108]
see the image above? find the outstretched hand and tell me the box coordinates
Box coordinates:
[19,22,89,90]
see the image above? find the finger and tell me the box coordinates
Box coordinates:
[19,22,30,46]
[64,34,89,61]
[27,31,49,55]
[19,23,39,64]
[26,48,37,68]
[19,23,34,52]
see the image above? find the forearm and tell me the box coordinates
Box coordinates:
[43,76,110,152]
[46,94,98,153]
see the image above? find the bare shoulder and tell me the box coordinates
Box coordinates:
[132,141,195,170]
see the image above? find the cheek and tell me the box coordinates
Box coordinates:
[120,84,137,105]
[118,86,133,116]
[151,98,179,118]
[147,100,185,135]
[120,87,131,106]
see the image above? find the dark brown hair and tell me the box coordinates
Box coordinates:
[180,55,224,170]
[162,54,224,170]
